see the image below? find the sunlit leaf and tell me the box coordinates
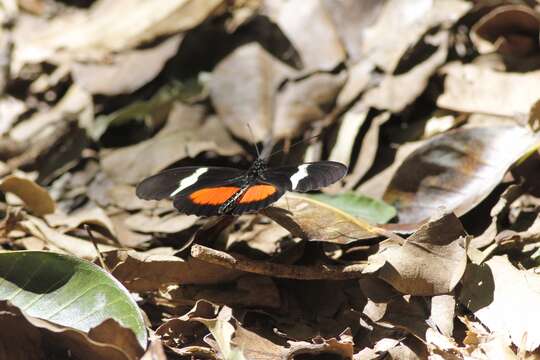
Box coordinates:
[0,251,147,348]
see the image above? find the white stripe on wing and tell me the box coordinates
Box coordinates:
[290,164,309,190]
[170,168,208,197]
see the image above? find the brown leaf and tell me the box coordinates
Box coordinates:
[0,175,55,216]
[20,215,117,259]
[45,207,116,237]
[438,63,540,117]
[273,71,347,139]
[471,5,540,56]
[365,212,467,295]
[102,249,242,292]
[101,116,242,184]
[360,0,470,72]
[72,35,182,96]
[270,0,346,72]
[13,0,224,66]
[0,301,143,360]
[460,255,540,351]
[209,43,295,142]
[123,212,198,234]
[362,31,449,113]
[383,125,540,224]
[262,193,380,244]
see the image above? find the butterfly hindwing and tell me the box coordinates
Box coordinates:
[262,161,347,192]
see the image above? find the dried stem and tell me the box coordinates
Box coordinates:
[190,244,367,280]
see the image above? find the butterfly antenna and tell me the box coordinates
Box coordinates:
[246,122,261,159]
[268,134,321,158]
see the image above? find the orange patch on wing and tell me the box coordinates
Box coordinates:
[189,187,239,205]
[239,185,277,204]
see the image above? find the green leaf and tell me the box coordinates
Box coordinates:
[0,251,147,348]
[307,192,396,224]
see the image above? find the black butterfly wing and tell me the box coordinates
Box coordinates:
[262,161,347,192]
[136,166,244,201]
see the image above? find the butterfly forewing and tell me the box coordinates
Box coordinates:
[135,166,244,200]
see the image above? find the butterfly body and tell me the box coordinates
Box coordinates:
[136,158,347,217]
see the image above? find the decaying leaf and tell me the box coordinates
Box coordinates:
[0,301,143,360]
[0,175,55,216]
[383,125,540,224]
[102,249,242,292]
[471,5,540,56]
[460,255,540,351]
[262,193,380,244]
[71,35,182,96]
[210,43,295,142]
[13,0,224,66]
[438,63,540,117]
[365,212,467,295]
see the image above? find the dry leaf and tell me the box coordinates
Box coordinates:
[438,63,540,117]
[210,42,295,142]
[271,0,346,72]
[124,212,198,234]
[102,249,242,292]
[262,193,379,244]
[383,125,540,224]
[365,212,467,295]
[13,0,224,67]
[471,5,540,56]
[0,301,143,360]
[460,255,540,351]
[0,175,55,216]
[72,35,182,96]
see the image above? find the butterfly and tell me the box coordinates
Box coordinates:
[136,157,348,217]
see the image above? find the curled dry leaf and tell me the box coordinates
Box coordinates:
[0,301,143,360]
[0,175,55,216]
[101,116,242,184]
[13,0,224,67]
[210,43,295,142]
[102,249,242,292]
[383,125,540,225]
[438,63,540,117]
[262,193,380,244]
[471,5,540,56]
[72,35,182,96]
[364,212,467,295]
[45,206,116,237]
[20,215,117,259]
[460,255,540,351]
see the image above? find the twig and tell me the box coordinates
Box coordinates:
[84,224,110,273]
[190,244,367,280]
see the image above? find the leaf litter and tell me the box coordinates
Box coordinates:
[2,0,540,359]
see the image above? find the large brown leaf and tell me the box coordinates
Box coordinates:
[364,212,467,295]
[438,63,540,117]
[383,124,540,224]
[262,193,380,244]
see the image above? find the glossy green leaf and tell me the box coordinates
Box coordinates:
[0,251,147,348]
[308,192,397,224]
